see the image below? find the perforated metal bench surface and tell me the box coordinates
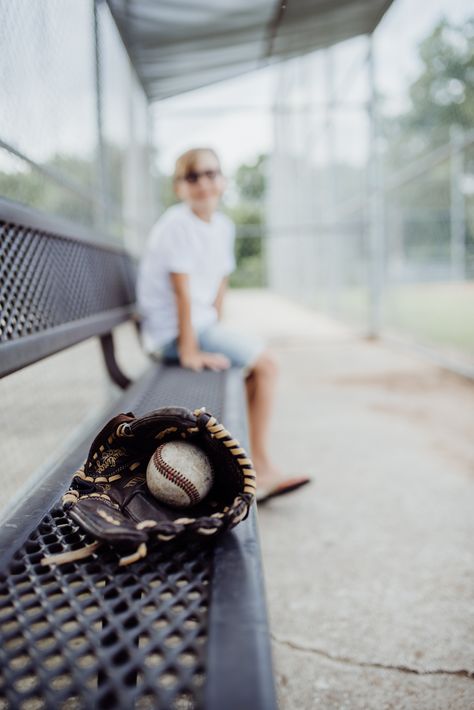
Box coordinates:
[0,199,277,710]
[0,366,276,710]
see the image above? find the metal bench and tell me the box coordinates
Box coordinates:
[0,198,277,710]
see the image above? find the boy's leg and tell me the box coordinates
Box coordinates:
[198,324,310,497]
[245,351,285,485]
[197,326,280,474]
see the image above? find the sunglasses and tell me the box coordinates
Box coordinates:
[180,169,221,184]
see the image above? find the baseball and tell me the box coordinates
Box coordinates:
[146,441,214,508]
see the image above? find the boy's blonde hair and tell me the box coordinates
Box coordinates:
[173,148,221,181]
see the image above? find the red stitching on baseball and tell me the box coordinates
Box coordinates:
[153,447,202,506]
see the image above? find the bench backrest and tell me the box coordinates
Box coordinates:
[0,198,136,385]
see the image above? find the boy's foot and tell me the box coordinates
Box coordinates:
[256,475,311,504]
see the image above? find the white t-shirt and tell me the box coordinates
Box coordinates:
[137,203,236,351]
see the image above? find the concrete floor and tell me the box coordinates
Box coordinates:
[0,319,149,521]
[224,290,474,710]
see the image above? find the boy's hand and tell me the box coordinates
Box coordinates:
[180,350,231,372]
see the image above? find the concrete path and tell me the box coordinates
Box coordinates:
[224,290,474,710]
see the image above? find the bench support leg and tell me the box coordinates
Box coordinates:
[100,333,132,389]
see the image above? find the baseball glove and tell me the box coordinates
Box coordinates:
[42,406,256,567]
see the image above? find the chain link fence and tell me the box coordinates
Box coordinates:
[0,1,155,512]
[0,0,156,253]
[267,0,474,373]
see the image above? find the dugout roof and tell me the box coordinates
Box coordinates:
[107,0,394,101]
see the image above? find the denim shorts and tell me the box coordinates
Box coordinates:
[156,323,265,372]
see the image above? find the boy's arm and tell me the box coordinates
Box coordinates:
[170,273,230,372]
[170,273,198,357]
[213,277,228,321]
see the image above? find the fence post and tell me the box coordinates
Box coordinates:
[367,33,385,338]
[450,125,466,281]
[93,0,110,234]
[324,47,340,315]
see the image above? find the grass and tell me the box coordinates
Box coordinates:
[384,282,474,354]
[335,282,474,357]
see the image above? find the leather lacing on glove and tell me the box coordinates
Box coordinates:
[42,407,256,567]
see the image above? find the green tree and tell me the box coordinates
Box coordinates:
[407,17,474,144]
[384,16,474,166]
[234,154,267,201]
[226,154,267,287]
[0,152,96,227]
[382,17,474,269]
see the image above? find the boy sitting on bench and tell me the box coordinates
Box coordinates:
[137,147,310,503]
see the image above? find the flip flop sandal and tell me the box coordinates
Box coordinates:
[256,476,311,504]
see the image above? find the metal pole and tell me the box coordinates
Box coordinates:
[124,62,138,254]
[324,47,338,314]
[450,125,466,281]
[367,33,384,338]
[93,0,109,234]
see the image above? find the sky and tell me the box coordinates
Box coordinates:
[151,64,277,177]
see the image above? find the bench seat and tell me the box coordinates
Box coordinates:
[0,199,277,710]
